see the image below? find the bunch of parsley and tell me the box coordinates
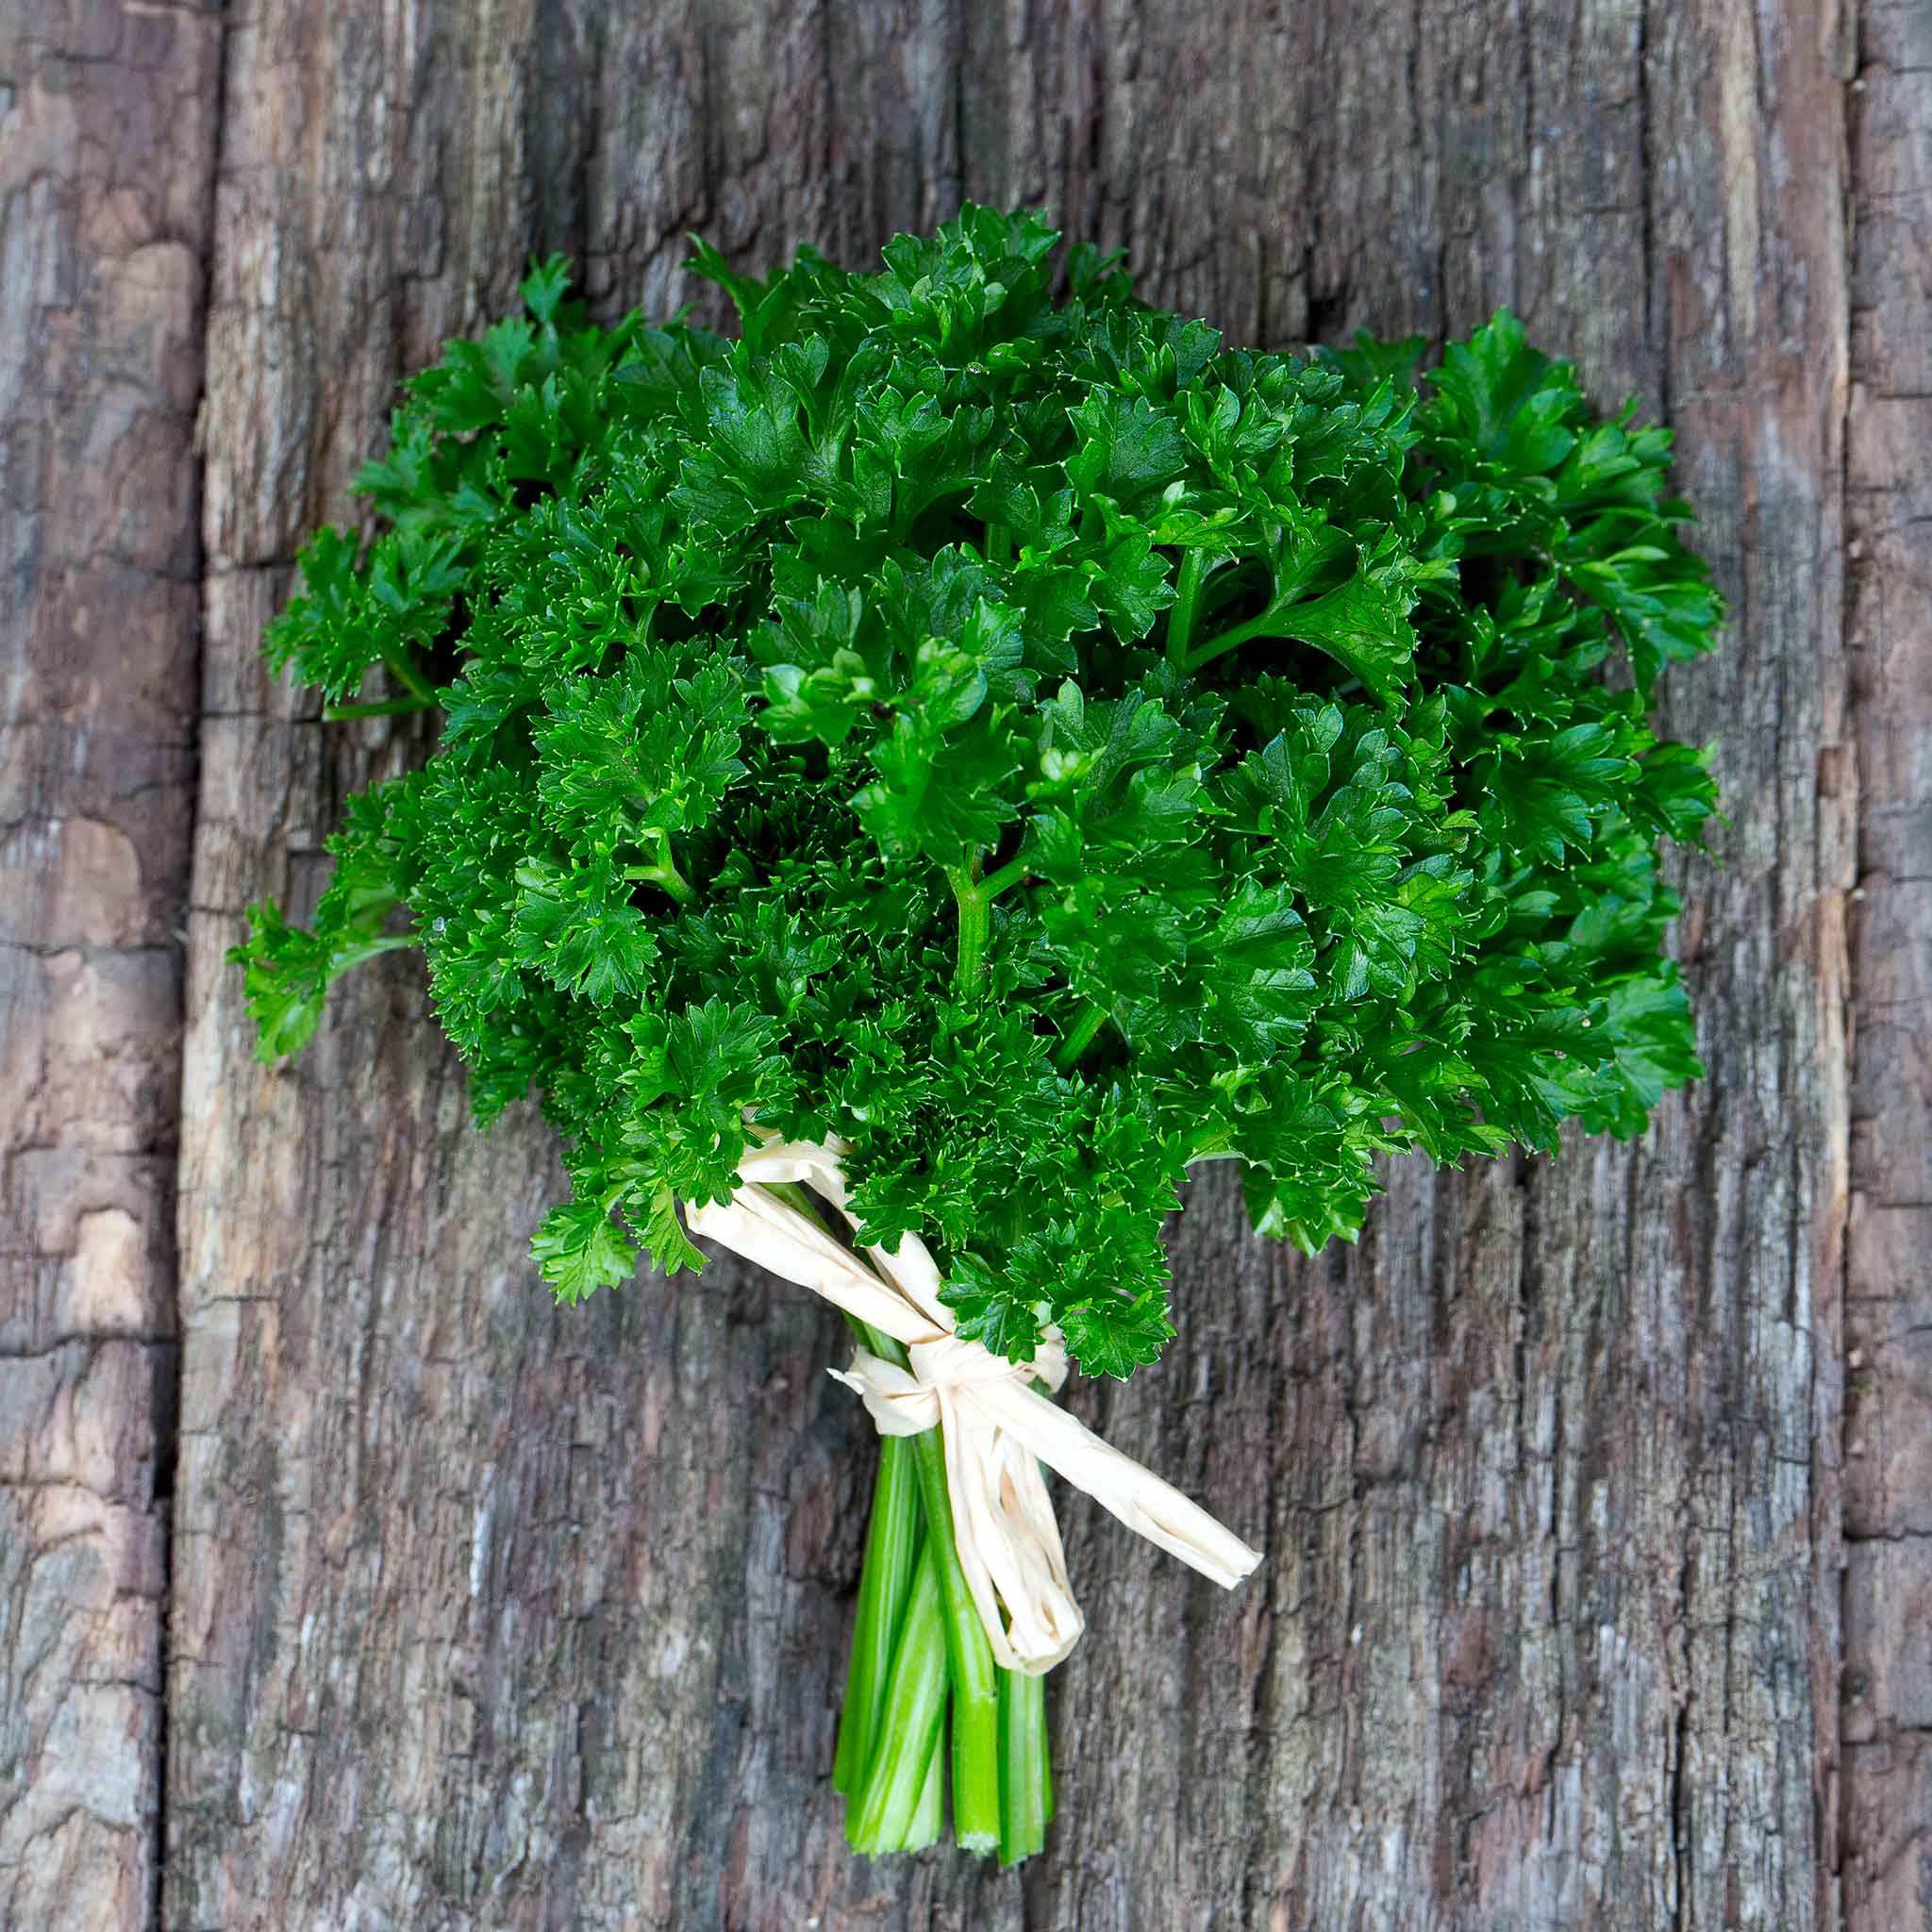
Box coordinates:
[238,206,1720,1856]
[241,205,1717,1376]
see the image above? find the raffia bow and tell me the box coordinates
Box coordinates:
[682,1131,1262,1674]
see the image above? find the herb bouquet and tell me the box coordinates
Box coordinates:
[236,207,1722,1862]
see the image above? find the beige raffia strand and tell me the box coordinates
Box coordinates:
[682,1130,1262,1674]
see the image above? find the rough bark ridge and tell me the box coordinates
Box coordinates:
[0,6,218,1929]
[0,0,1905,1926]
[1843,1,1932,1920]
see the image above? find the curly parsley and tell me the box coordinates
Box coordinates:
[236,207,1721,1381]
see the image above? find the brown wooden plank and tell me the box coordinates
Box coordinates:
[172,3,1853,1924]
[0,3,221,1926]
[1844,1,1932,1922]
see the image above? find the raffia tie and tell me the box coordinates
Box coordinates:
[682,1131,1263,1674]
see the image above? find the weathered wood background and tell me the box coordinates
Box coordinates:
[2,1,1924,1925]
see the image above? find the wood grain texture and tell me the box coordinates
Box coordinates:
[0,4,218,1928]
[167,4,1859,1927]
[1844,2,1932,1924]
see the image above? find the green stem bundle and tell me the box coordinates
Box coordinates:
[833,1436,922,1797]
[836,1319,1054,1861]
[845,1543,950,1853]
[908,1420,1003,1852]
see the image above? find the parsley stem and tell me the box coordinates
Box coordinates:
[979,856,1030,902]
[1053,1000,1108,1072]
[833,1435,921,1799]
[907,1705,946,1849]
[644,831,695,906]
[321,695,438,721]
[986,524,1013,565]
[375,641,437,706]
[842,1311,1005,1853]
[947,862,991,994]
[997,1662,1051,1864]
[1167,547,1209,667]
[845,1542,951,1854]
[622,862,694,905]
[908,1422,1004,1852]
[835,1312,957,1851]
[827,1240,1036,1857]
[1187,603,1280,672]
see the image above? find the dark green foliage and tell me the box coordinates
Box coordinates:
[233,210,1723,1378]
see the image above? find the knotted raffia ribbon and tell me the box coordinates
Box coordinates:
[682,1131,1263,1674]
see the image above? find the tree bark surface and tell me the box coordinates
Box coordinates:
[0,5,219,1928]
[1843,2,1932,1922]
[3,2,1913,1927]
